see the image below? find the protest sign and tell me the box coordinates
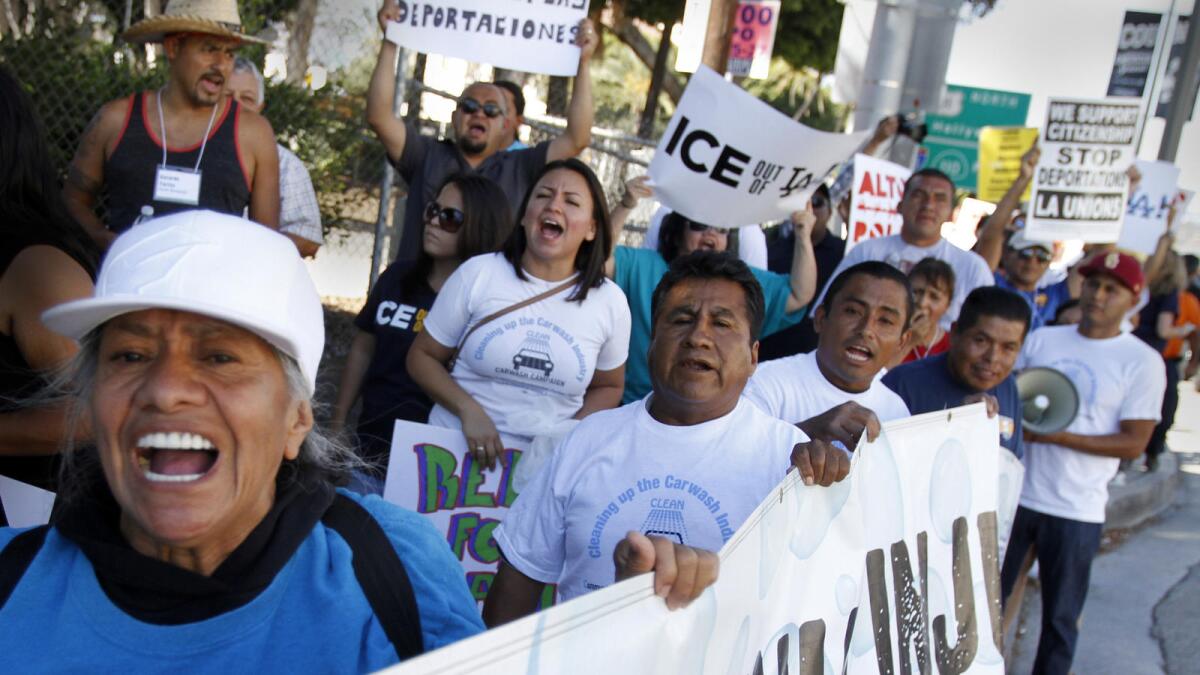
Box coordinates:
[921,84,1031,192]
[1157,15,1193,119]
[1026,98,1140,243]
[383,420,549,606]
[1117,160,1181,255]
[942,197,997,251]
[674,0,711,74]
[845,153,911,253]
[727,1,781,79]
[384,1,586,77]
[648,67,870,228]
[0,475,54,528]
[977,127,1039,203]
[384,405,1005,675]
[1106,11,1163,97]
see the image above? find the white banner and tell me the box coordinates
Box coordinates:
[648,67,870,228]
[1026,98,1140,243]
[383,421,540,606]
[383,405,1005,674]
[385,1,586,77]
[942,197,997,251]
[1117,160,1181,255]
[846,154,912,253]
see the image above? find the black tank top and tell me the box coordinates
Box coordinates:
[103,92,251,232]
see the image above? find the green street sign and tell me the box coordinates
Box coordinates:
[921,84,1032,193]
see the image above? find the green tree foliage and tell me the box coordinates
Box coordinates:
[775,0,844,73]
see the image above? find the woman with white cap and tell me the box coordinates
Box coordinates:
[0,211,482,668]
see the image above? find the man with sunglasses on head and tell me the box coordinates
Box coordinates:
[368,0,597,266]
[995,230,1072,332]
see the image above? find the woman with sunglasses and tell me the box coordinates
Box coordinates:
[604,177,817,404]
[408,159,631,469]
[333,173,513,488]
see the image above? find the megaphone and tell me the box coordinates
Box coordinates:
[1016,367,1080,434]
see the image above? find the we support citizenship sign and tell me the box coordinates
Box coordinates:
[383,421,535,605]
[1026,98,1140,243]
[1106,11,1163,97]
[727,1,781,79]
[846,154,911,252]
[1118,160,1182,255]
[649,66,869,227]
[384,0,586,76]
[384,405,1005,675]
[977,127,1039,203]
[921,84,1031,192]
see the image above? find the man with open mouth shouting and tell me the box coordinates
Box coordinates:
[0,211,483,670]
[62,0,281,249]
[368,0,599,267]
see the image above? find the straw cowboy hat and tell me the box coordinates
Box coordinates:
[122,0,269,45]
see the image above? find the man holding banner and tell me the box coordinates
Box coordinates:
[482,252,848,625]
[367,0,598,265]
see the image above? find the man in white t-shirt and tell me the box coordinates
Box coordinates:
[482,252,848,625]
[745,261,912,439]
[1001,251,1165,675]
[816,168,993,330]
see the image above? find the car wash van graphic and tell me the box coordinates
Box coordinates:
[511,333,555,377]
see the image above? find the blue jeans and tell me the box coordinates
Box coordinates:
[1001,506,1102,675]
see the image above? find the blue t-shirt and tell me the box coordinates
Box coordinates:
[882,353,1023,458]
[994,273,1070,332]
[0,490,483,671]
[613,246,806,403]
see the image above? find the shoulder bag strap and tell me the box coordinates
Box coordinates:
[446,277,577,370]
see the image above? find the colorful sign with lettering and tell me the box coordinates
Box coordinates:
[977,126,1040,203]
[649,66,870,228]
[385,405,1005,675]
[921,84,1031,193]
[383,421,552,607]
[1027,98,1141,243]
[727,0,781,79]
[1106,11,1163,97]
[1118,159,1182,255]
[846,153,911,253]
[384,0,587,77]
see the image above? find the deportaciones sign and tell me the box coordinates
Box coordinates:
[383,405,1006,675]
[385,0,587,76]
[649,66,870,227]
[1026,98,1140,243]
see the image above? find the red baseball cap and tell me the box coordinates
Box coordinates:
[1078,251,1144,294]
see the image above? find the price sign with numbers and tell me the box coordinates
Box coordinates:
[727,0,780,79]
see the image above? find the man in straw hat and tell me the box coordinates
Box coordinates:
[63,0,281,250]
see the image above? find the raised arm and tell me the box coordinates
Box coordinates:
[783,204,818,313]
[974,143,1039,271]
[546,19,597,162]
[63,100,126,250]
[604,175,653,277]
[862,116,899,157]
[366,0,408,164]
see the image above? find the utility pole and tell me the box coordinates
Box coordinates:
[700,0,738,72]
[1160,0,1200,162]
[853,0,919,133]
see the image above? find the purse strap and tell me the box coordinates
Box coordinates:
[446,277,578,370]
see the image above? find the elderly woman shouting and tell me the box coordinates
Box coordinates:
[0,212,482,669]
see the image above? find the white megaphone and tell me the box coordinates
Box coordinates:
[1016,367,1080,434]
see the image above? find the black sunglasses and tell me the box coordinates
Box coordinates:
[457,97,503,119]
[1017,248,1052,263]
[687,221,731,236]
[424,201,466,233]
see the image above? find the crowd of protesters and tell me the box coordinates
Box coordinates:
[0,1,1193,673]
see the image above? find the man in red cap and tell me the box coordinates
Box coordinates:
[1000,251,1166,674]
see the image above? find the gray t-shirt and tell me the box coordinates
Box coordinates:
[391,122,549,264]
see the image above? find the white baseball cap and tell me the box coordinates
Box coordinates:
[43,210,324,393]
[1006,229,1053,253]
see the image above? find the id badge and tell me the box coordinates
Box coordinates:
[154,165,202,205]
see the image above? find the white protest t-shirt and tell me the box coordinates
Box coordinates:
[816,235,994,329]
[1016,325,1165,523]
[743,350,910,425]
[423,253,632,439]
[494,397,806,601]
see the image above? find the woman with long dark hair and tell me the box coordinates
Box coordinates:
[408,159,631,468]
[333,173,513,485]
[0,66,97,521]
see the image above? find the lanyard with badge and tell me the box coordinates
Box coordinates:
[152,88,218,206]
